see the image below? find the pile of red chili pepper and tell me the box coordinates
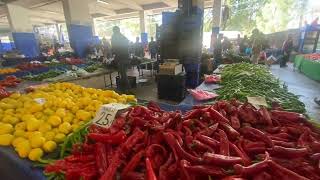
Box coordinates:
[44,100,320,180]
[0,75,21,88]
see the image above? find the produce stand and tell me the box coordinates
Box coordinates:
[294,54,320,81]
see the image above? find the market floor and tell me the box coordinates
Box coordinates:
[270,63,320,121]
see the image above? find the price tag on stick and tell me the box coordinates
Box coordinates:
[247,96,268,109]
[93,103,130,128]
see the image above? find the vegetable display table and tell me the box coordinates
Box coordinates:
[294,55,320,81]
[0,102,193,180]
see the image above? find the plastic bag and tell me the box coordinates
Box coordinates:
[75,68,89,77]
[204,74,221,84]
[189,89,218,101]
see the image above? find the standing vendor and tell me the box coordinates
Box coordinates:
[148,37,158,59]
[214,34,223,67]
[111,26,130,93]
[133,37,144,57]
[281,34,293,68]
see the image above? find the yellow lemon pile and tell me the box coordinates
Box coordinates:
[0,82,136,161]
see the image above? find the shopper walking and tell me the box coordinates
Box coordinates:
[133,37,144,57]
[281,34,293,68]
[251,29,263,64]
[148,37,158,59]
[111,26,130,93]
[214,34,223,67]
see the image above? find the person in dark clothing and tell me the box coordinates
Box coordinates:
[133,37,144,57]
[281,34,293,68]
[214,34,223,67]
[111,26,130,93]
[148,37,157,59]
[239,35,249,54]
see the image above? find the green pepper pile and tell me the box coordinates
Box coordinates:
[224,52,251,64]
[217,63,306,113]
[23,70,64,81]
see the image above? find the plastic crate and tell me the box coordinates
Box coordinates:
[116,76,137,89]
[157,73,186,102]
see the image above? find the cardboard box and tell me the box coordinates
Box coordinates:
[159,63,183,75]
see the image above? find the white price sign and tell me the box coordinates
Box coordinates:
[247,96,268,109]
[92,103,130,127]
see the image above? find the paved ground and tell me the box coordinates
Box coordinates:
[270,63,320,121]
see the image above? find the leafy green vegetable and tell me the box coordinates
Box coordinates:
[217,63,306,113]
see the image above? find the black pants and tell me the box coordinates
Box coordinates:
[118,63,129,93]
[280,54,289,67]
[151,53,156,59]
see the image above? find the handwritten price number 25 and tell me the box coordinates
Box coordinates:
[95,111,113,127]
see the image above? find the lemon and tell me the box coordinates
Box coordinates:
[15,122,26,131]
[43,108,55,116]
[76,110,91,121]
[38,123,52,133]
[14,130,26,137]
[12,137,27,147]
[43,141,57,153]
[48,115,62,127]
[54,133,66,143]
[28,148,43,161]
[0,134,14,146]
[56,108,66,118]
[29,104,43,113]
[26,118,41,132]
[58,122,71,134]
[44,131,55,141]
[63,114,73,123]
[15,141,31,158]
[30,135,46,148]
[21,114,35,122]
[0,123,13,135]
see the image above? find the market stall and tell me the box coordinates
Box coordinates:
[294,54,320,81]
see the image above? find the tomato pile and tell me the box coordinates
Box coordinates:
[45,100,320,180]
[303,53,320,61]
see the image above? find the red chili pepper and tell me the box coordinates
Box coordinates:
[100,152,121,180]
[146,157,157,180]
[183,109,202,120]
[265,127,281,134]
[183,126,193,136]
[95,143,108,176]
[229,142,251,165]
[219,129,230,156]
[221,176,246,180]
[297,131,311,148]
[147,101,163,112]
[121,172,144,180]
[271,110,305,123]
[219,122,240,140]
[259,107,273,126]
[203,152,242,166]
[191,140,214,153]
[121,129,145,154]
[241,127,274,147]
[268,160,309,180]
[185,164,226,177]
[199,123,219,136]
[194,119,206,129]
[233,152,270,177]
[195,134,220,148]
[230,115,241,130]
[121,150,145,176]
[180,160,193,180]
[146,144,168,169]
[271,140,296,148]
[88,130,127,144]
[252,172,272,180]
[270,146,309,158]
[209,107,230,124]
[65,154,95,162]
[159,153,174,180]
[163,132,202,163]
